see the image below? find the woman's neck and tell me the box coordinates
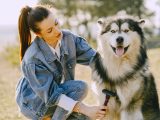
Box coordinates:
[49,40,59,48]
[43,38,60,49]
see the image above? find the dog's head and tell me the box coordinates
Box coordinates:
[97,15,145,57]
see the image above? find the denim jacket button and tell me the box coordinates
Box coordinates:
[68,64,72,68]
[37,111,41,116]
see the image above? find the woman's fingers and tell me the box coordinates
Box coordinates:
[100,106,108,110]
[96,114,105,120]
[98,110,106,114]
[86,105,108,120]
[100,106,108,112]
[95,106,108,119]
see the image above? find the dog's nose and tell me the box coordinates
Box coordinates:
[116,37,124,44]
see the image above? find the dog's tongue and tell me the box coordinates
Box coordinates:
[116,47,124,56]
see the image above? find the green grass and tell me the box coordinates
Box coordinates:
[2,45,20,67]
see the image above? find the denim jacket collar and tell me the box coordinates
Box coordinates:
[35,37,56,62]
[60,32,69,58]
[35,33,69,62]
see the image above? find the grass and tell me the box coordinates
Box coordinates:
[147,48,160,95]
[2,45,20,67]
[0,46,159,120]
[0,54,25,120]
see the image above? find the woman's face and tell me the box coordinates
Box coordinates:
[37,13,62,47]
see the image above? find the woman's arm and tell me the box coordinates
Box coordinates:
[74,35,97,66]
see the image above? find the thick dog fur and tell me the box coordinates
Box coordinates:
[91,15,160,120]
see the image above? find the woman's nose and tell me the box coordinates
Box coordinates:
[54,27,61,34]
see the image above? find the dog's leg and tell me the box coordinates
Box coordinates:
[120,110,129,120]
[102,108,120,120]
[129,109,143,120]
[120,109,143,120]
[102,112,117,120]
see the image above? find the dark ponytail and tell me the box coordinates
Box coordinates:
[18,6,32,61]
[18,5,50,61]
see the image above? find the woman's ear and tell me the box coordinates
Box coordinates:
[35,33,42,38]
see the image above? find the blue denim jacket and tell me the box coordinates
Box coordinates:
[16,30,96,119]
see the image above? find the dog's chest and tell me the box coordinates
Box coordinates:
[115,78,143,108]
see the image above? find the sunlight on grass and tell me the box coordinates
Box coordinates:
[148,48,160,96]
[2,45,20,67]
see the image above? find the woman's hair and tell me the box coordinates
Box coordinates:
[18,5,50,61]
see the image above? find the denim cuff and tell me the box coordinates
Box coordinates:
[57,94,78,114]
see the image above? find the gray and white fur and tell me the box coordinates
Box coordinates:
[91,15,160,120]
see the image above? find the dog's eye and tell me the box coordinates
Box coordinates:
[111,30,116,33]
[124,29,129,33]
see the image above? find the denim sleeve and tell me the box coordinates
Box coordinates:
[23,63,64,106]
[75,36,96,65]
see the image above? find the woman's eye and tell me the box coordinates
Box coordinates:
[124,29,129,33]
[47,29,52,33]
[111,30,116,33]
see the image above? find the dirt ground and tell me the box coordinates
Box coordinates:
[0,48,159,120]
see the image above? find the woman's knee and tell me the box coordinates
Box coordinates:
[73,80,88,100]
[76,80,88,93]
[63,80,88,101]
[77,81,88,93]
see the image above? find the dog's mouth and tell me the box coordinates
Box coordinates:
[111,45,129,57]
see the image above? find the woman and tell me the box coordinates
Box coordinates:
[16,5,107,120]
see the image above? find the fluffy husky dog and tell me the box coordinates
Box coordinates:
[91,15,160,120]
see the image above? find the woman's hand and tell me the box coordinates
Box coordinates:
[86,105,108,120]
[73,102,108,120]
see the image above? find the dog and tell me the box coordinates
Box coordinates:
[91,15,160,120]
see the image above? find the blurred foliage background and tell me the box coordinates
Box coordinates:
[38,0,160,48]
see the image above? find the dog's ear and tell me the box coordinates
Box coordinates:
[97,18,105,31]
[139,19,145,24]
[138,19,145,27]
[97,18,105,26]
[97,18,104,25]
